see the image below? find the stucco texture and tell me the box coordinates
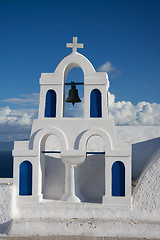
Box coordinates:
[133,148,160,215]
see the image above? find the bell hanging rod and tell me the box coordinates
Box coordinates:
[42,151,105,155]
[65,82,84,85]
[42,151,61,153]
[86,152,105,155]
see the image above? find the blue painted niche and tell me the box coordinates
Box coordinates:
[112,161,125,196]
[19,161,32,196]
[45,90,56,117]
[90,89,102,118]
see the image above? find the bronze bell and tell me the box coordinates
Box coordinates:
[65,82,81,106]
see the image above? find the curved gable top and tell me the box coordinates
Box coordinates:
[40,52,109,86]
[55,52,95,78]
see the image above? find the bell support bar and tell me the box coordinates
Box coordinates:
[42,151,61,153]
[42,151,105,154]
[86,152,105,155]
[65,82,84,85]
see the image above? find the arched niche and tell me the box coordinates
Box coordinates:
[64,67,84,117]
[30,127,67,152]
[112,161,125,197]
[78,128,112,154]
[32,128,67,198]
[86,135,105,152]
[44,90,56,117]
[19,161,32,196]
[45,135,61,151]
[90,89,102,118]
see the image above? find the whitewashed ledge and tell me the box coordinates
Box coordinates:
[0,236,159,240]
[0,179,13,185]
[3,216,160,239]
[0,184,160,238]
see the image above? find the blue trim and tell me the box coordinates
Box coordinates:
[45,90,56,117]
[42,151,61,153]
[112,161,125,196]
[90,89,102,118]
[42,151,105,155]
[19,161,32,196]
[86,152,105,155]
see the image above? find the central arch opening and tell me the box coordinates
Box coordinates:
[64,67,84,118]
[41,135,65,200]
[76,135,105,203]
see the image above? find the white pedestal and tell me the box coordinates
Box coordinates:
[61,164,80,202]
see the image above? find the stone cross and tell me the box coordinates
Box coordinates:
[66,37,84,53]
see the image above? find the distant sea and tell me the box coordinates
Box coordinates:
[0,151,13,178]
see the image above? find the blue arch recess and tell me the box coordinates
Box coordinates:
[45,90,56,117]
[19,161,32,196]
[90,89,102,118]
[112,161,125,196]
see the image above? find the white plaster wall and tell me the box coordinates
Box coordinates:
[75,154,105,203]
[44,136,65,199]
[30,118,117,150]
[86,135,105,152]
[115,126,160,143]
[77,136,105,203]
[0,185,12,234]
[0,185,12,224]
[133,148,160,217]
[45,135,61,151]
[116,126,160,180]
[44,154,65,200]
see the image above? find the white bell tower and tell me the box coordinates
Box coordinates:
[13,37,131,209]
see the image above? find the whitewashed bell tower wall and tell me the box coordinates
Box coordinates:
[37,53,109,120]
[13,37,131,209]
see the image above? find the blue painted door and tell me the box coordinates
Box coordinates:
[90,89,102,117]
[45,90,56,117]
[19,161,32,195]
[112,161,125,196]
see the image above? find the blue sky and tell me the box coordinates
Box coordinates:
[0,0,160,144]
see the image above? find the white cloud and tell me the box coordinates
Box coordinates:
[108,92,160,126]
[136,103,160,126]
[97,61,121,77]
[65,91,160,126]
[3,93,39,106]
[0,106,37,141]
[0,106,37,126]
[0,93,39,141]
